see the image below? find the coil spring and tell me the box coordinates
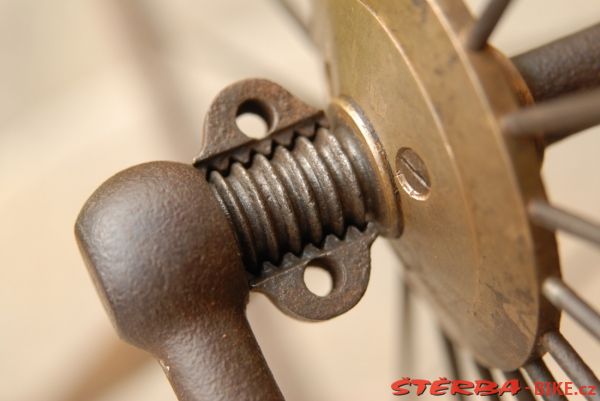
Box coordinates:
[209,127,370,274]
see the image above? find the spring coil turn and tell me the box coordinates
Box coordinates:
[209,127,370,274]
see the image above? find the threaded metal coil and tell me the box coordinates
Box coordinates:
[209,127,370,273]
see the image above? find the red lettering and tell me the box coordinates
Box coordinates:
[451,380,474,396]
[391,377,411,396]
[564,382,573,395]
[498,379,521,396]
[411,379,431,396]
[580,385,596,396]
[552,382,565,395]
[534,382,545,395]
[474,380,499,396]
[430,378,450,396]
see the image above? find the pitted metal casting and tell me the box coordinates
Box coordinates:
[252,224,378,321]
[200,81,380,275]
[76,162,284,401]
[75,1,600,400]
[76,79,391,401]
[194,80,390,319]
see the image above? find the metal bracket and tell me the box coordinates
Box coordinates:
[252,224,378,321]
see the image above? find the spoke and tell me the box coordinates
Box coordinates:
[105,0,198,156]
[441,333,466,401]
[500,370,536,401]
[273,0,311,37]
[512,23,600,102]
[401,279,414,374]
[465,0,512,50]
[524,359,569,401]
[502,89,600,141]
[62,338,149,401]
[544,277,600,341]
[529,200,600,246]
[472,362,500,401]
[543,331,600,401]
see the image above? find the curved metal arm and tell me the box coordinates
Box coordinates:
[75,162,284,401]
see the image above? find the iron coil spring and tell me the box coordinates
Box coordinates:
[209,127,369,274]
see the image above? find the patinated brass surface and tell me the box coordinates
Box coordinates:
[312,0,560,370]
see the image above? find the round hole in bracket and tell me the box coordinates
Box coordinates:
[303,260,334,297]
[395,147,431,201]
[235,99,274,139]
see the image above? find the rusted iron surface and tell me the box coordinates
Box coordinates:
[76,162,284,401]
[512,23,600,101]
[194,78,324,172]
[74,0,600,398]
[252,225,377,321]
[76,80,390,400]
[195,81,388,317]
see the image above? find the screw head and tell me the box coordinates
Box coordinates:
[395,148,431,201]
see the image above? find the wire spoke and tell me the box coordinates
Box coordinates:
[401,279,414,374]
[441,333,466,401]
[465,0,512,50]
[502,89,600,141]
[500,370,536,401]
[503,88,600,141]
[543,331,600,401]
[472,361,500,401]
[544,277,600,341]
[272,0,311,37]
[529,200,600,246]
[524,359,569,401]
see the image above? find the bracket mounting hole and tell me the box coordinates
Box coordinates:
[303,263,333,297]
[236,99,273,139]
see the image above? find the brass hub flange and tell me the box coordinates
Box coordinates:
[314,0,560,370]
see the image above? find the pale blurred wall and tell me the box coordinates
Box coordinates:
[0,1,599,401]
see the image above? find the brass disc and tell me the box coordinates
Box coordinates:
[314,0,560,370]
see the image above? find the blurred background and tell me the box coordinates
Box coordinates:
[1,0,599,400]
